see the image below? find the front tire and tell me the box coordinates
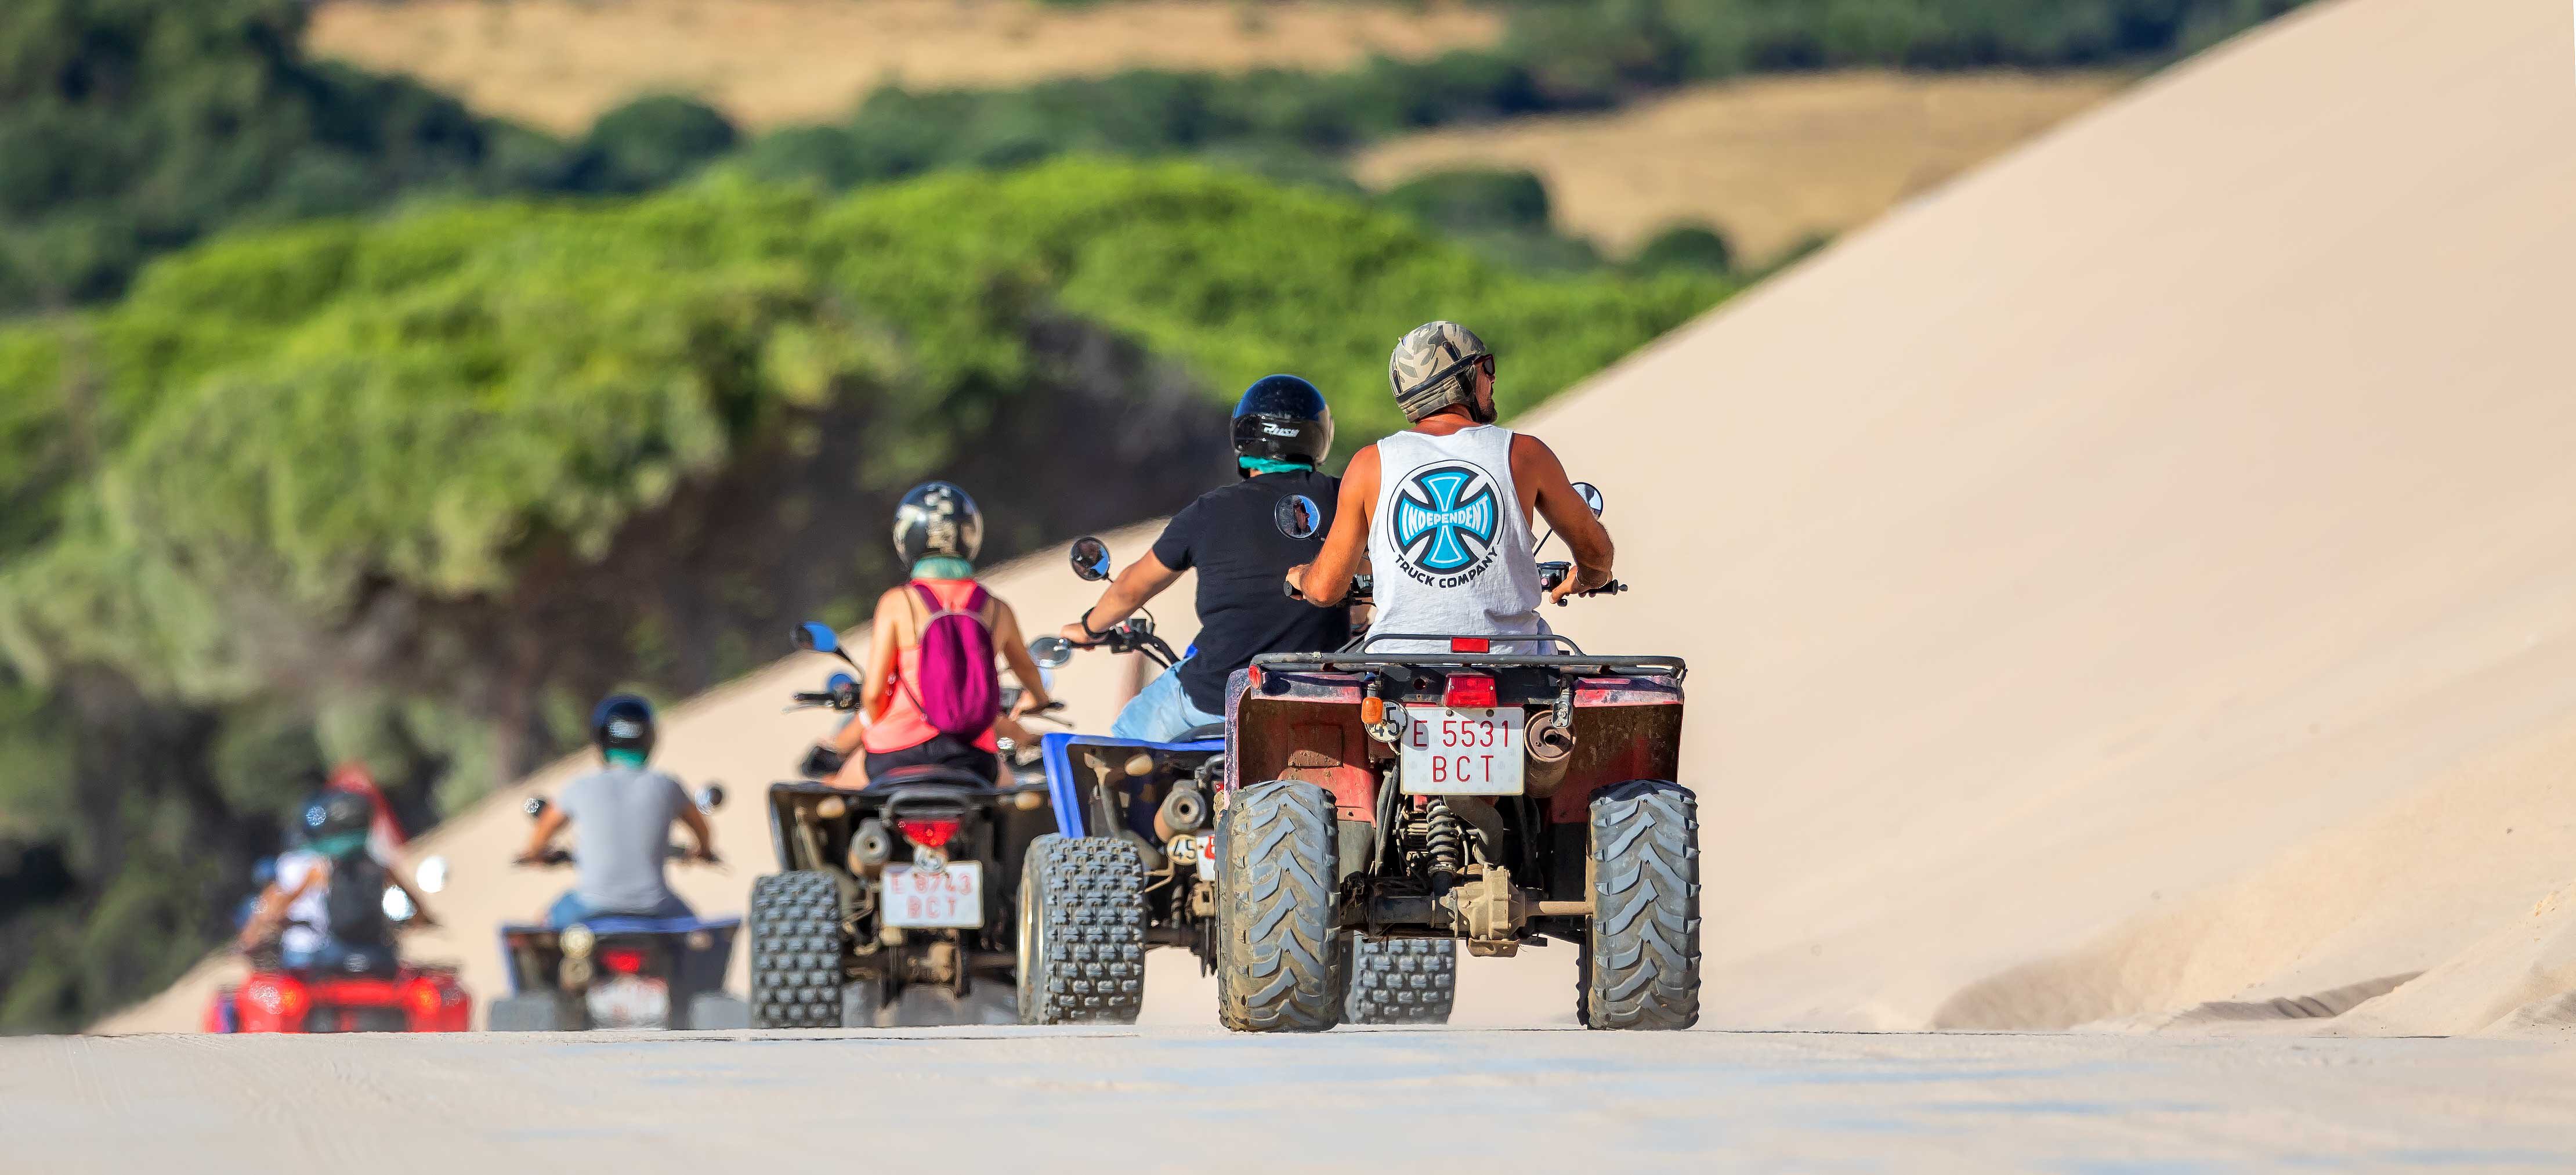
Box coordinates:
[750,871,848,1029]
[1345,936,1456,1025]
[1216,780,1344,1032]
[1016,834,1147,1024]
[1581,780,1701,1030]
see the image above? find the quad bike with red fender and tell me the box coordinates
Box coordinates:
[205,951,471,1034]
[1214,482,1699,1032]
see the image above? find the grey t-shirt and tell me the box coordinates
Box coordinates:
[558,765,691,914]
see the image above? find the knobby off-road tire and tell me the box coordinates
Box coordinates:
[1581,780,1701,1029]
[1217,780,1344,1032]
[750,870,848,1028]
[1017,834,1147,1024]
[1345,936,1456,1024]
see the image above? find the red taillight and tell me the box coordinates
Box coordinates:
[407,979,446,1016]
[599,948,647,975]
[898,818,960,850]
[1442,673,1498,709]
[1450,638,1490,653]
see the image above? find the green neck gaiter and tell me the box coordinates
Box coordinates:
[1239,457,1315,476]
[605,749,647,769]
[912,556,975,580]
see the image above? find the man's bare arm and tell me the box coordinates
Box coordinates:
[1062,551,1183,642]
[1514,435,1614,602]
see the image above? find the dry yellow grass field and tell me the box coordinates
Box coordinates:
[1354,70,2126,263]
[309,0,1502,133]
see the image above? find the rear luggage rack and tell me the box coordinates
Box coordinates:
[1256,634,1685,679]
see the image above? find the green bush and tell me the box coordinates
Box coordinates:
[1631,223,1736,274]
[1383,169,1555,234]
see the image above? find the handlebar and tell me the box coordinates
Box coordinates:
[515,845,718,868]
[1066,620,1180,668]
[1537,561,1627,604]
[1282,573,1373,603]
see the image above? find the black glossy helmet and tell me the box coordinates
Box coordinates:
[299,791,374,858]
[1231,374,1333,475]
[892,481,983,564]
[591,693,657,759]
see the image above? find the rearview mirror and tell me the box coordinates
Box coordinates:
[1069,537,1112,583]
[825,671,859,700]
[1030,636,1074,668]
[1275,494,1322,540]
[696,784,726,812]
[794,621,839,653]
[1571,482,1604,517]
[522,796,550,820]
[382,885,416,923]
[414,855,448,895]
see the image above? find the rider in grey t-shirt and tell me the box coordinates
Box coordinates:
[522,695,715,927]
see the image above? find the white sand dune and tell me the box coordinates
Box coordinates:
[103,0,2576,1036]
[1519,0,2576,1032]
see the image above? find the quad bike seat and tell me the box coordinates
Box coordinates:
[301,941,400,979]
[864,764,999,790]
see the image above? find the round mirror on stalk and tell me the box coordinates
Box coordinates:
[1030,637,1075,668]
[1571,482,1605,517]
[1069,537,1112,583]
[1274,494,1322,540]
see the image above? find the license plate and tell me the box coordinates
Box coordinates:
[1401,706,1526,795]
[882,862,985,928]
[587,976,669,1029]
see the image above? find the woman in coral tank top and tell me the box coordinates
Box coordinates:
[811,482,1054,787]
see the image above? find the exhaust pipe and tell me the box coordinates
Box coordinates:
[849,819,894,872]
[1525,710,1576,795]
[1156,786,1208,837]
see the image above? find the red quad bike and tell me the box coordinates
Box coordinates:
[1215,481,1701,1032]
[746,623,1059,1028]
[206,902,471,1033]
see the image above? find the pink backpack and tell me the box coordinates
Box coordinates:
[902,581,1000,740]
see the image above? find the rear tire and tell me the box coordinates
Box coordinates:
[750,871,848,1029]
[1581,780,1700,1029]
[1016,834,1147,1024]
[1216,780,1344,1032]
[1344,936,1456,1024]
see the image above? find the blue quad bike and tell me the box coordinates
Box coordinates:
[1015,535,1457,1026]
[488,787,750,1031]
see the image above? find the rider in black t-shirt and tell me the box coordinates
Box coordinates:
[1062,375,1351,742]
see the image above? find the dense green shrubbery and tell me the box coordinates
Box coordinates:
[0,160,1729,1029]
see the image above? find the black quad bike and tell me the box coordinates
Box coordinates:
[1215,481,1699,1032]
[490,787,750,1031]
[746,623,1059,1028]
[1012,532,1459,1027]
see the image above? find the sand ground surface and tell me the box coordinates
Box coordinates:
[12,1029,2576,1172]
[309,0,1500,132]
[1355,70,2125,263]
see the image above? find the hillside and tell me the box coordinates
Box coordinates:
[307,0,1503,133]
[1354,70,2125,263]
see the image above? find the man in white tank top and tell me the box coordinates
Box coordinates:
[1287,321,1614,652]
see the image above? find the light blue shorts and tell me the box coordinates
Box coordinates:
[1110,661,1225,743]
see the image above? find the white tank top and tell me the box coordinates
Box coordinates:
[1366,426,1550,653]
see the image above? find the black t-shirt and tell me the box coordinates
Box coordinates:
[1151,469,1352,713]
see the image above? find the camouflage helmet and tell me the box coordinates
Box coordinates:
[1388,321,1492,422]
